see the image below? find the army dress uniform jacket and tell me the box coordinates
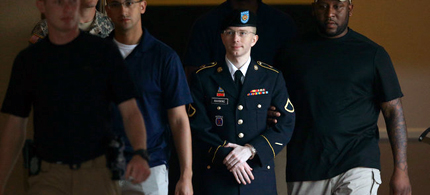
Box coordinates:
[188,59,295,195]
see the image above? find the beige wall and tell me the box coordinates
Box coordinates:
[1,0,429,194]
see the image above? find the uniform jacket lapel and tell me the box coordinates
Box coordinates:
[210,60,239,99]
[241,59,266,96]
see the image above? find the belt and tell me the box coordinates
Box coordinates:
[42,155,106,170]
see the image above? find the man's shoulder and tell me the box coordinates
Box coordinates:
[93,11,114,37]
[79,32,106,42]
[30,19,48,44]
[348,29,384,49]
[78,33,118,54]
[194,61,219,75]
[139,31,179,60]
[254,61,281,74]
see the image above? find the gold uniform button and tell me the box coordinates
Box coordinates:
[207,165,211,169]
[217,106,221,110]
[257,104,262,108]
[238,133,244,138]
[267,165,271,169]
[238,119,243,125]
[254,65,258,70]
[238,105,243,110]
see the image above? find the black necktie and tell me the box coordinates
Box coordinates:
[234,70,243,91]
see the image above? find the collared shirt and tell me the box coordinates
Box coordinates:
[30,11,114,44]
[113,38,138,58]
[109,28,193,167]
[225,56,251,83]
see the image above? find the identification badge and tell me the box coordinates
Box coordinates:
[211,97,228,105]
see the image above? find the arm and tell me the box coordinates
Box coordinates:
[29,19,47,44]
[228,72,295,168]
[0,114,28,194]
[380,98,411,195]
[117,99,150,184]
[188,72,233,164]
[167,105,193,195]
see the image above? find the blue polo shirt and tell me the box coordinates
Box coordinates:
[184,0,297,67]
[110,28,193,167]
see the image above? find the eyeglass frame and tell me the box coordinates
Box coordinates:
[222,29,256,37]
[106,0,143,10]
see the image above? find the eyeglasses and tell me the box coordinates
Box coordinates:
[222,30,256,37]
[107,0,143,10]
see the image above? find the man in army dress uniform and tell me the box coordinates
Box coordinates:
[188,10,295,195]
[29,0,114,43]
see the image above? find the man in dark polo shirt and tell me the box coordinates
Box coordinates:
[272,0,412,194]
[105,0,193,194]
[0,0,150,194]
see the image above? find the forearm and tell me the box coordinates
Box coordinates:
[381,98,408,171]
[168,106,193,179]
[119,99,147,150]
[0,115,27,193]
[123,113,146,150]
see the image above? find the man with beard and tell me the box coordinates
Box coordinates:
[29,0,114,43]
[273,0,412,194]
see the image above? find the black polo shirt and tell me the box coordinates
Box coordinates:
[1,32,138,164]
[278,29,403,181]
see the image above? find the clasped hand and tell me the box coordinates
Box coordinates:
[223,143,254,185]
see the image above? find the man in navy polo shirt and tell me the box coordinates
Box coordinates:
[105,0,193,194]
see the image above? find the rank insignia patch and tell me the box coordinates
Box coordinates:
[215,115,224,126]
[247,89,269,96]
[284,98,295,113]
[187,104,196,117]
[241,11,249,24]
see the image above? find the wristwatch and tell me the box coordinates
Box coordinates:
[133,149,150,162]
[245,144,257,159]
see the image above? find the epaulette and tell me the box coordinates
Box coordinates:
[256,61,279,73]
[196,62,217,73]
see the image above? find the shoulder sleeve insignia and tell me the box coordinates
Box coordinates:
[196,62,217,73]
[187,104,196,117]
[257,61,279,73]
[29,34,44,44]
[284,98,295,113]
